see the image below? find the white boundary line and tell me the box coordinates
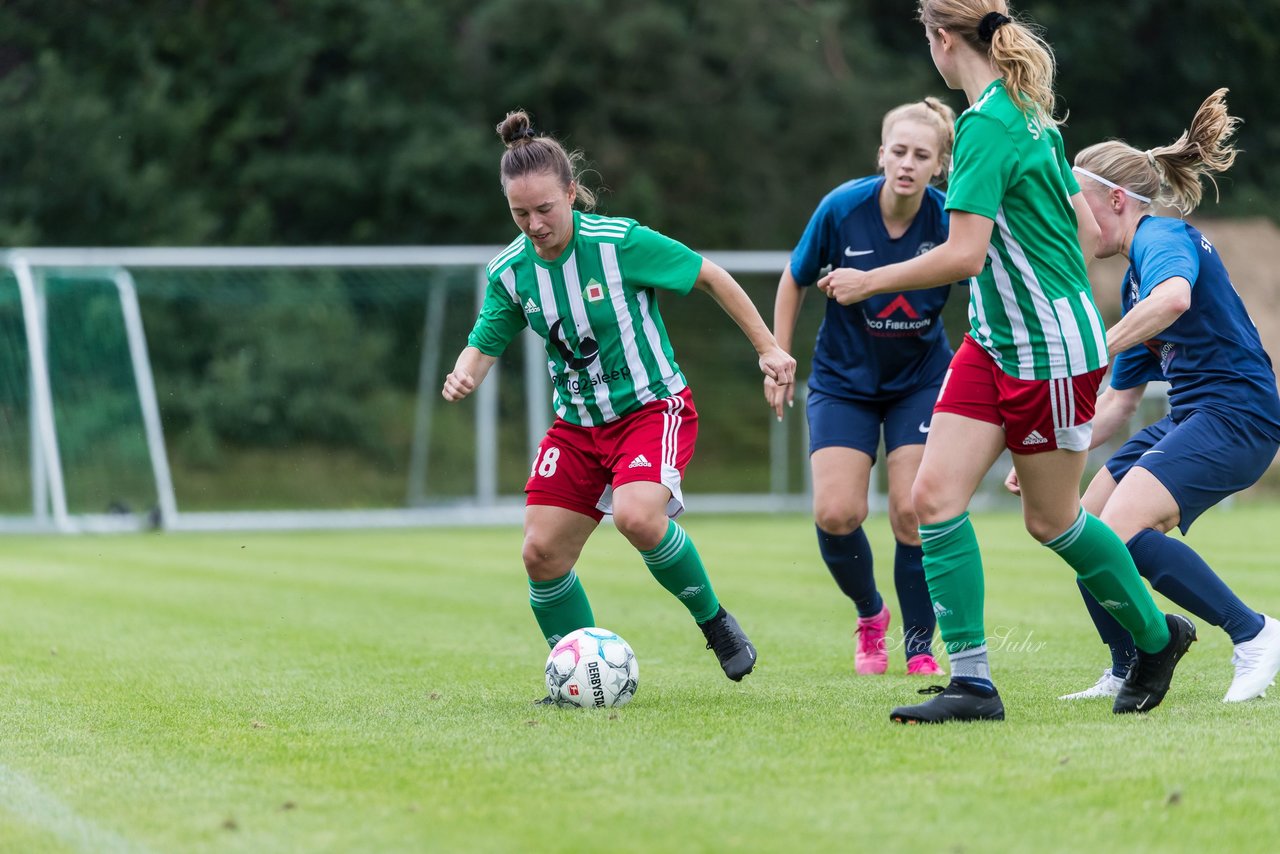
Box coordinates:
[0,765,148,853]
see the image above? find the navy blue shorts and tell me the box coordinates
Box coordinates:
[807,382,941,460]
[1105,409,1280,534]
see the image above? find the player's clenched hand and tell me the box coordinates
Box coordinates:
[1003,466,1021,496]
[441,370,476,402]
[763,375,794,421]
[758,346,796,389]
[817,267,874,305]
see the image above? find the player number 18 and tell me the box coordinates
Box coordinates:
[532,446,560,477]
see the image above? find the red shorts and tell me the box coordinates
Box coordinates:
[526,388,698,521]
[934,336,1105,454]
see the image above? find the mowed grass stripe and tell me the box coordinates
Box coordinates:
[0,510,1278,851]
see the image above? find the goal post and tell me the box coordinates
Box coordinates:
[3,259,177,533]
[1,246,1168,535]
[0,247,816,533]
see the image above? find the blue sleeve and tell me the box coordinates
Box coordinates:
[1133,219,1200,298]
[1110,344,1162,390]
[931,187,952,234]
[788,196,836,286]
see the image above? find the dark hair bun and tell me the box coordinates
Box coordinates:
[496,110,537,147]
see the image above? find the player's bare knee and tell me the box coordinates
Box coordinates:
[1025,512,1078,545]
[814,500,866,535]
[889,510,920,544]
[612,508,667,551]
[521,535,569,581]
[911,477,954,525]
[1097,508,1161,544]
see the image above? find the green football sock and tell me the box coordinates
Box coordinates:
[640,520,721,624]
[920,512,987,653]
[1045,509,1171,653]
[528,569,595,648]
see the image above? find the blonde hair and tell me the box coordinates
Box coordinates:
[881,97,957,181]
[1075,89,1240,215]
[917,0,1060,125]
[495,110,597,210]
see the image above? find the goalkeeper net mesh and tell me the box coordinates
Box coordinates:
[0,249,812,532]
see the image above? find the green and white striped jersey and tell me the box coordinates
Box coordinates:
[467,211,703,426]
[945,79,1108,380]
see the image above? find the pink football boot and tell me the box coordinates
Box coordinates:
[906,653,944,676]
[855,604,891,675]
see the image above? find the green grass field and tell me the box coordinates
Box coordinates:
[3,509,1280,852]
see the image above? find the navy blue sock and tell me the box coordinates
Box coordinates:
[893,541,935,660]
[816,525,882,618]
[1128,528,1264,645]
[1077,579,1136,678]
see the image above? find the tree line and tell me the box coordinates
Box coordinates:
[1,1,1275,505]
[1,0,1275,250]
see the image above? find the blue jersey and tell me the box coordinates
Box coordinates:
[1110,216,1280,436]
[789,176,954,401]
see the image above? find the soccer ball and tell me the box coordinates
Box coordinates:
[545,627,639,708]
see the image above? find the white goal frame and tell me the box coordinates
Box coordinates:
[0,247,813,534]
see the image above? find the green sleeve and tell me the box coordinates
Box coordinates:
[944,112,1017,220]
[617,225,703,295]
[466,278,527,356]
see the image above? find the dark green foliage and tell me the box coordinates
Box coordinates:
[131,269,414,469]
[1036,0,1280,217]
[3,2,1270,249]
[0,2,1275,504]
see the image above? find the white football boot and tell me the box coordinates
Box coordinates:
[1059,668,1125,700]
[1224,615,1280,703]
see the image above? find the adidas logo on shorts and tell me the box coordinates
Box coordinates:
[1021,430,1048,446]
[628,454,653,469]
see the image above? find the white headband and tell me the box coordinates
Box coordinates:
[1072,166,1151,204]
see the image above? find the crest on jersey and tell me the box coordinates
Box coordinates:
[584,278,606,302]
[915,242,937,256]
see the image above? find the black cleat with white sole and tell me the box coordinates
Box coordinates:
[1113,613,1197,714]
[890,679,1006,724]
[699,606,757,681]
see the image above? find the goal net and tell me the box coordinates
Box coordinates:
[0,247,1159,534]
[0,248,815,533]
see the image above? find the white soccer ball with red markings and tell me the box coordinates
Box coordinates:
[545,627,639,708]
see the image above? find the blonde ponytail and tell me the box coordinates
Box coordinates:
[917,1,1060,125]
[1075,89,1240,214]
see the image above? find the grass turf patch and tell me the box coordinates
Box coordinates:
[1,508,1279,851]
